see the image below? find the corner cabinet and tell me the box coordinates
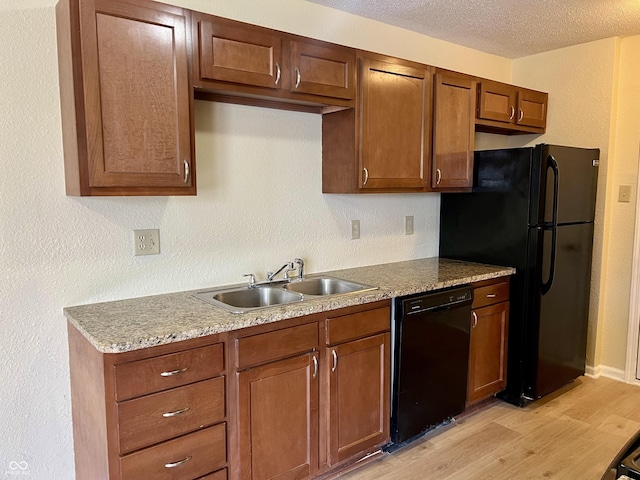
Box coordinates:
[56,0,195,196]
[322,55,432,193]
[467,278,510,406]
[476,79,547,134]
[432,72,476,191]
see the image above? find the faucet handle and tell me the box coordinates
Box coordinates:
[243,273,256,286]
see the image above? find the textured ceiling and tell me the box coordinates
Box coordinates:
[306,0,640,58]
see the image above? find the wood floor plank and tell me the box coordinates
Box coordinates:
[339,377,640,480]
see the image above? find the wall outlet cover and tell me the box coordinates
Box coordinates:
[134,229,160,255]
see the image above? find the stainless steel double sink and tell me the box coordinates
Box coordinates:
[194,276,378,314]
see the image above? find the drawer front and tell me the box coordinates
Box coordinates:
[472,280,510,309]
[118,376,225,454]
[197,468,227,480]
[120,423,226,480]
[115,343,224,401]
[237,322,318,369]
[326,306,390,345]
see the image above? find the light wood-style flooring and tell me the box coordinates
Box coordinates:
[341,377,640,480]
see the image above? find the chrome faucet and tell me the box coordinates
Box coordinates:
[266,262,296,281]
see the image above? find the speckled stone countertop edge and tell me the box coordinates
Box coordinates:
[64,258,515,354]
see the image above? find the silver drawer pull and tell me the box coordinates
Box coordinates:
[183,159,190,184]
[331,350,338,372]
[312,355,318,379]
[160,367,188,377]
[486,293,497,298]
[164,456,192,468]
[163,406,190,418]
[275,62,281,86]
[472,311,478,328]
[295,67,301,88]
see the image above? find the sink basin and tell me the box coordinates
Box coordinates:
[283,276,377,297]
[195,286,303,313]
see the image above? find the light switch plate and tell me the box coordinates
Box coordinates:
[619,185,631,203]
[134,229,160,255]
[351,220,360,240]
[405,216,414,235]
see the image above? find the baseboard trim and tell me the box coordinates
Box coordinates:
[586,364,626,382]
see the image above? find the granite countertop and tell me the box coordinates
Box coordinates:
[64,257,515,354]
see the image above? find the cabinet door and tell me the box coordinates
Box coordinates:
[477,80,516,124]
[359,58,431,190]
[432,74,476,190]
[517,89,548,128]
[467,302,509,405]
[198,20,283,90]
[289,40,355,100]
[238,353,319,480]
[81,0,193,192]
[327,333,390,466]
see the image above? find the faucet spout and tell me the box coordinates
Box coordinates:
[266,262,295,281]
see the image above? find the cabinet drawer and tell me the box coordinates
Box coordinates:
[115,343,224,401]
[237,322,318,369]
[472,280,510,309]
[120,423,226,480]
[198,468,227,480]
[326,306,390,345]
[118,376,225,454]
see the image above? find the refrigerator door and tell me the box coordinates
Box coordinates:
[525,222,595,400]
[532,145,599,226]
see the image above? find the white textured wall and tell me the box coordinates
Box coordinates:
[0,1,512,478]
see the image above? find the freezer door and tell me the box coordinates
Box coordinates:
[525,222,595,399]
[534,145,599,226]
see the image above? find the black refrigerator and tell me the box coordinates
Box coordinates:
[439,144,599,406]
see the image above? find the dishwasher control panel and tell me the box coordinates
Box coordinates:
[403,287,473,315]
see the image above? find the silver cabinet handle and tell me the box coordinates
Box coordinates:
[436,168,442,185]
[275,62,281,86]
[363,167,369,186]
[183,159,189,184]
[160,367,188,377]
[518,108,524,122]
[295,67,301,88]
[312,355,318,379]
[164,456,192,468]
[486,293,497,298]
[162,406,190,418]
[331,350,338,372]
[472,311,478,328]
[509,106,515,120]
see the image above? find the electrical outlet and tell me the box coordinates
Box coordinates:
[351,220,360,240]
[405,216,414,235]
[134,229,160,255]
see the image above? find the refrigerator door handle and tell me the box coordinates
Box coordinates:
[547,154,560,227]
[541,226,557,295]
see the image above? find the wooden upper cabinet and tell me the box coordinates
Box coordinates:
[193,13,355,109]
[56,0,195,196]
[197,19,283,90]
[432,72,476,191]
[476,79,547,134]
[290,40,355,100]
[359,57,432,190]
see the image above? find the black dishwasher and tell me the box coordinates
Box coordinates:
[389,286,473,447]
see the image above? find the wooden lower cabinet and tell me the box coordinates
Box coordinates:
[237,353,319,480]
[67,324,228,480]
[327,333,390,466]
[232,300,391,480]
[467,279,510,406]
